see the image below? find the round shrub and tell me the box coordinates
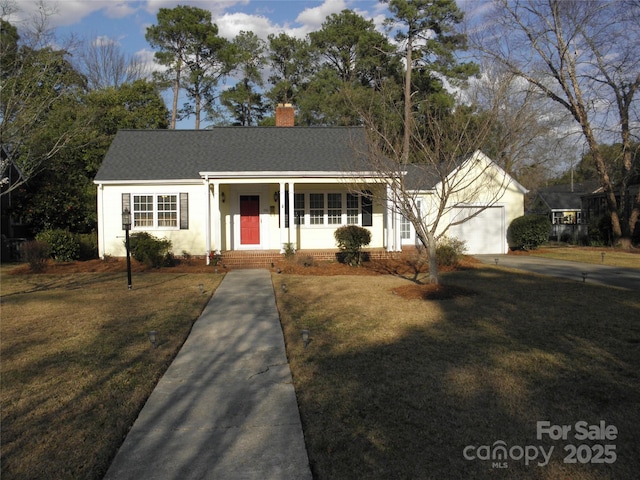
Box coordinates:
[334,225,372,266]
[436,237,467,266]
[35,229,80,262]
[507,215,550,250]
[128,232,172,268]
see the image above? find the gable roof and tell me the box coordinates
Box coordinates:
[403,150,528,193]
[94,127,371,182]
[536,191,583,210]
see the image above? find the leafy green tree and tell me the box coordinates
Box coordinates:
[221,31,266,126]
[146,5,223,129]
[309,9,397,86]
[556,143,640,187]
[383,0,475,162]
[301,10,400,126]
[12,80,168,233]
[220,83,268,126]
[181,20,231,129]
[266,32,313,106]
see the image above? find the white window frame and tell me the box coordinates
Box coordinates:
[132,193,180,230]
[295,192,365,227]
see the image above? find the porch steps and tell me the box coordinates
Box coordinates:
[218,249,402,269]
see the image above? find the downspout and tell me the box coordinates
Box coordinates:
[97,183,105,259]
[204,177,211,264]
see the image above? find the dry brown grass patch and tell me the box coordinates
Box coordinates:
[1,267,223,480]
[274,266,640,480]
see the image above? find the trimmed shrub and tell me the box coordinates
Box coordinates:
[128,232,172,268]
[78,232,98,260]
[436,237,467,266]
[23,240,50,272]
[283,242,296,259]
[334,225,372,266]
[507,215,550,250]
[35,229,80,262]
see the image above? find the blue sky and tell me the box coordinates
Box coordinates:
[7,0,491,127]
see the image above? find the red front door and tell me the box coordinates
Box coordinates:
[240,195,260,245]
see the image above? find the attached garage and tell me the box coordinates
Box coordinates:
[448,206,507,255]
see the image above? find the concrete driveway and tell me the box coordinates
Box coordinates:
[474,254,640,291]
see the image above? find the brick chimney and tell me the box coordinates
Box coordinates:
[275,103,295,127]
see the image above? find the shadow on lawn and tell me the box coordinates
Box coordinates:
[0,273,222,480]
[282,268,640,480]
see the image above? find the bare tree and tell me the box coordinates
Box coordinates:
[350,80,520,285]
[77,37,149,90]
[1,1,88,195]
[473,0,640,247]
[468,65,577,188]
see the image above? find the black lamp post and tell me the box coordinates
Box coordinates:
[122,208,132,289]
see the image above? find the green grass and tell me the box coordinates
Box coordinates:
[0,267,223,480]
[274,265,640,479]
[529,246,640,268]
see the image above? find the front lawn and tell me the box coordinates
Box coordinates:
[0,265,223,480]
[274,263,640,479]
[528,245,640,268]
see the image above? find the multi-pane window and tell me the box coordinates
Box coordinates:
[133,195,154,227]
[400,215,411,239]
[294,193,305,225]
[309,193,324,225]
[293,192,371,227]
[346,193,359,224]
[157,195,178,227]
[327,193,342,224]
[133,194,179,229]
[552,212,564,224]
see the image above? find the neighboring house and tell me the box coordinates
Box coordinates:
[94,106,526,260]
[528,182,598,241]
[581,182,640,242]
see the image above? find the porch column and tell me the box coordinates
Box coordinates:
[205,178,211,263]
[212,181,221,255]
[386,184,394,252]
[279,181,286,253]
[288,182,295,248]
[394,202,402,252]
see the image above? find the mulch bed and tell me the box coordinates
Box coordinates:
[8,254,480,300]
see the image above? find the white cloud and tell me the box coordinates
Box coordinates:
[217,12,273,40]
[93,34,119,46]
[295,0,347,31]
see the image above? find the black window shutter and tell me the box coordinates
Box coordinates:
[361,191,373,227]
[180,193,188,229]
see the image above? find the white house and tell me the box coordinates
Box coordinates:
[94,106,526,261]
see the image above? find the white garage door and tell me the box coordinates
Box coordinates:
[448,206,506,255]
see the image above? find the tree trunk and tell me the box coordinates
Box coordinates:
[195,90,201,130]
[426,232,439,285]
[171,62,181,130]
[402,34,413,165]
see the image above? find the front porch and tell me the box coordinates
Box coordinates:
[217,248,408,269]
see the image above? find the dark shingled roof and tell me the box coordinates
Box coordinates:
[537,191,584,210]
[94,127,371,182]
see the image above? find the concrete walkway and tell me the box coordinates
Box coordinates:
[104,269,312,480]
[475,254,640,291]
